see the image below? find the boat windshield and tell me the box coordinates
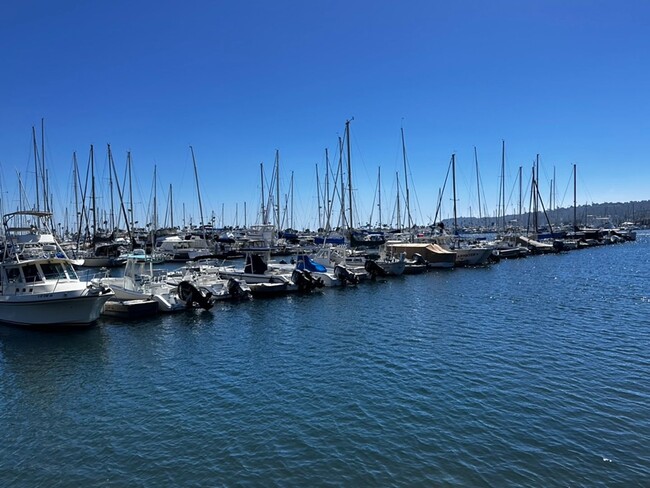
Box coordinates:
[40,262,71,280]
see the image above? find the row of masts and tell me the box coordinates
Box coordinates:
[11,120,587,238]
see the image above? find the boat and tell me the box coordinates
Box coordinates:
[385,242,456,269]
[295,254,355,286]
[217,247,324,296]
[154,234,213,262]
[102,298,159,319]
[0,211,115,327]
[94,250,214,312]
[165,261,252,300]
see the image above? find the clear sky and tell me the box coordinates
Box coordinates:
[1,0,649,230]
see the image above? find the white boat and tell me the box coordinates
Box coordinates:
[0,211,115,327]
[154,234,213,262]
[295,254,346,287]
[95,250,214,312]
[311,246,369,280]
[217,248,323,295]
[165,261,252,300]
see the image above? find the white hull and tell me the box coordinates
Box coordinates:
[98,277,186,313]
[0,292,113,327]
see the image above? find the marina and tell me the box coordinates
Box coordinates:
[1,230,648,485]
[3,2,650,485]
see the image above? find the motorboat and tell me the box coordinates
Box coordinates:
[0,211,114,327]
[94,250,214,312]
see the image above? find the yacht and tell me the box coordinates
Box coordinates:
[0,211,114,327]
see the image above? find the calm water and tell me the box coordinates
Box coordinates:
[1,233,649,487]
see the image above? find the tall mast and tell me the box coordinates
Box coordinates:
[345,119,353,230]
[90,144,97,236]
[401,125,412,228]
[500,140,506,231]
[153,165,158,233]
[127,151,135,230]
[290,170,294,230]
[260,162,266,224]
[452,153,458,234]
[325,148,331,230]
[107,144,115,232]
[108,145,134,247]
[474,147,481,222]
[573,163,578,231]
[338,136,345,230]
[275,149,280,230]
[189,145,206,239]
[41,118,48,212]
[169,184,174,228]
[378,166,382,229]
[316,164,322,230]
[396,171,401,231]
[73,151,79,235]
[518,165,522,222]
[32,126,40,211]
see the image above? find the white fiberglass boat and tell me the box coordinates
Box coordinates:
[0,211,114,327]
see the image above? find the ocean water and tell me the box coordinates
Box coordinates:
[1,233,649,486]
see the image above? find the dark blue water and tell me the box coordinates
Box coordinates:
[2,233,649,486]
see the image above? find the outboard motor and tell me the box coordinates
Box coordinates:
[334,264,359,285]
[364,259,386,279]
[177,281,215,310]
[227,278,251,300]
[412,253,427,266]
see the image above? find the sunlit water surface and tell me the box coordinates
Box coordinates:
[1,232,649,486]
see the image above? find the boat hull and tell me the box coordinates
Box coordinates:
[0,292,113,327]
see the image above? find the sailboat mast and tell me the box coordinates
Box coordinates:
[90,144,97,236]
[338,136,345,230]
[169,184,174,229]
[474,146,483,226]
[316,164,322,230]
[518,165,522,222]
[260,162,266,224]
[401,125,412,228]
[345,120,353,230]
[290,171,294,230]
[378,166,382,229]
[573,163,577,231]
[325,148,331,229]
[73,151,79,236]
[153,165,158,233]
[107,144,115,232]
[41,118,48,213]
[500,140,506,231]
[127,151,135,230]
[396,171,401,231]
[275,150,280,231]
[189,145,206,239]
[32,126,40,211]
[452,153,458,234]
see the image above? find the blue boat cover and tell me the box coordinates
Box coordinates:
[296,254,327,273]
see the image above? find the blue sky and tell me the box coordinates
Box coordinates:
[1,0,648,230]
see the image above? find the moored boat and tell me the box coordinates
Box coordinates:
[0,211,115,327]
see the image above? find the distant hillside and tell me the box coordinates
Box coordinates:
[445,200,650,229]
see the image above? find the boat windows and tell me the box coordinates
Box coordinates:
[22,264,42,283]
[4,267,21,283]
[40,262,68,280]
[63,263,79,279]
